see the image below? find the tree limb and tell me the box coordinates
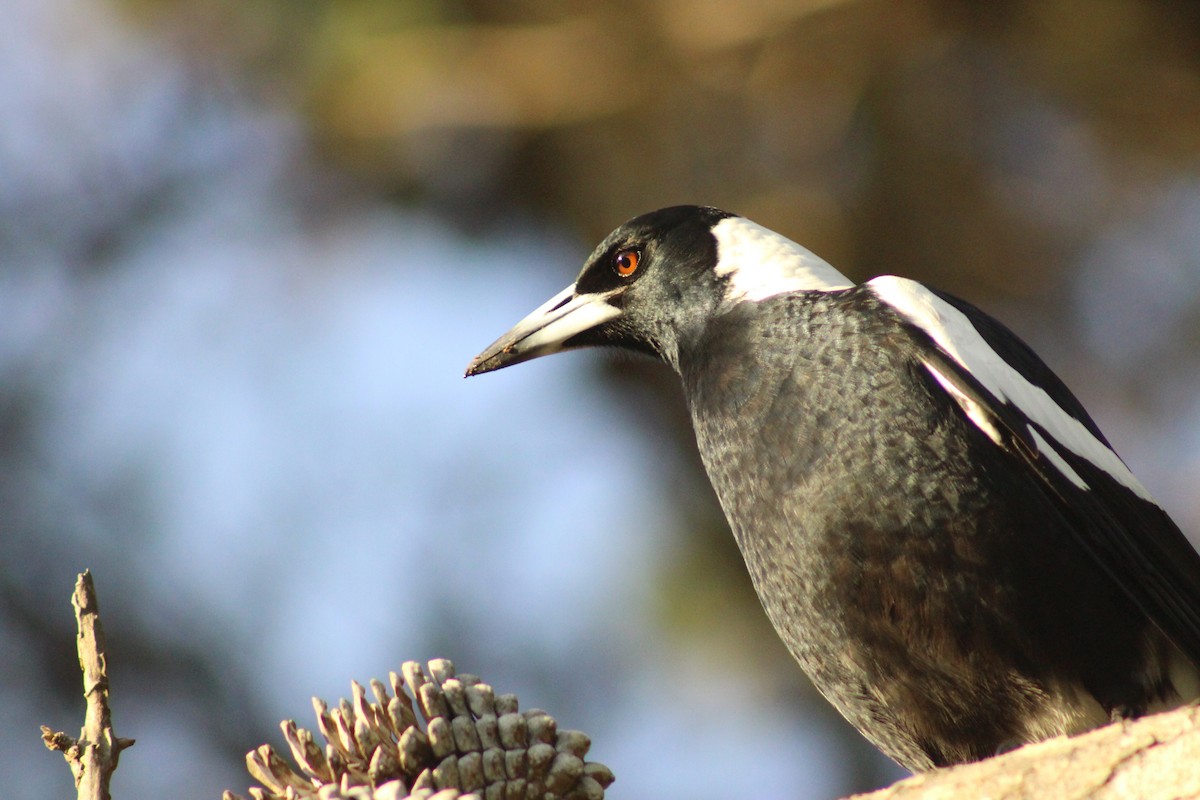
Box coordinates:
[846,705,1200,800]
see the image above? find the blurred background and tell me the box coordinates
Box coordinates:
[5,1,1200,798]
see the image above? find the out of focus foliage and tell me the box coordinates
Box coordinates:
[123,0,1200,282]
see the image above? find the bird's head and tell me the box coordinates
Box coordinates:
[465,205,852,376]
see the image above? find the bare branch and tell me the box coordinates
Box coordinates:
[41,571,134,800]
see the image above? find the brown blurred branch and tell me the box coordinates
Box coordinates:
[845,705,1200,800]
[41,571,135,800]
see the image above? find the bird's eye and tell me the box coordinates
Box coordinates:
[613,249,641,278]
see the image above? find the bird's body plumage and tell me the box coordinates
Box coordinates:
[467,206,1200,771]
[680,286,1196,768]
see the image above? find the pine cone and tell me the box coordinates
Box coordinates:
[224,659,614,800]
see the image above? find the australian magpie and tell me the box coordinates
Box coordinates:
[465,205,1200,771]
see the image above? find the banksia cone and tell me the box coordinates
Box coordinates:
[224,658,614,800]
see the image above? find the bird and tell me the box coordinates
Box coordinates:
[465,204,1200,772]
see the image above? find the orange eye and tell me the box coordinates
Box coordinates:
[614,249,640,278]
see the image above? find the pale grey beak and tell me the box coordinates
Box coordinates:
[465,284,621,377]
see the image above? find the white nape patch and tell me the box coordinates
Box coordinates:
[712,216,854,303]
[923,361,1004,445]
[869,275,1154,501]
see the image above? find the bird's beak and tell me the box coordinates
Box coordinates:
[465,283,621,377]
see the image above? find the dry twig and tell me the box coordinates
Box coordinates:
[41,570,134,800]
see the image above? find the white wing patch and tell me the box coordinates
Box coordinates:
[712,216,853,303]
[1027,427,1089,491]
[923,361,1004,446]
[869,275,1154,501]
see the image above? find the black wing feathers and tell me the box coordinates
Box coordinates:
[927,288,1112,445]
[899,289,1200,666]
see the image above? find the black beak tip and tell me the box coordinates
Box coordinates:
[464,347,511,378]
[464,357,487,378]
